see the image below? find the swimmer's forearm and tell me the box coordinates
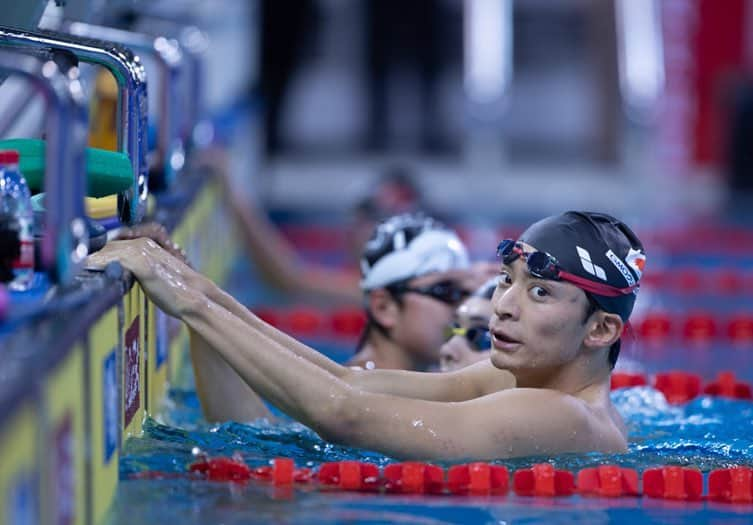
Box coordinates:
[188,274,349,379]
[181,296,351,434]
[189,328,272,422]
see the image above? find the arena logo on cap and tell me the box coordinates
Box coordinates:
[625,248,646,279]
[606,249,635,287]
[576,246,607,281]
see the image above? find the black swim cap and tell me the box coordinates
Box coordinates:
[518,211,646,321]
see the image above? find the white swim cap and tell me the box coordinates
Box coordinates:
[359,213,470,291]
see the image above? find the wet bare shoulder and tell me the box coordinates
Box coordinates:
[478,388,627,455]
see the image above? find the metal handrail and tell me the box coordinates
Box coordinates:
[0,50,88,286]
[65,21,186,190]
[0,26,148,224]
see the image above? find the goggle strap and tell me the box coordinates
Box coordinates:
[558,269,636,297]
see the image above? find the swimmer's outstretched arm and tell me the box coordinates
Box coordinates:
[88,239,512,405]
[177,296,610,460]
[87,239,620,459]
[213,153,362,304]
[185,272,515,402]
[160,254,514,402]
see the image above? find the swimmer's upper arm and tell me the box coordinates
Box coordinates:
[452,360,516,397]
[328,388,597,460]
[344,361,508,402]
[343,368,488,401]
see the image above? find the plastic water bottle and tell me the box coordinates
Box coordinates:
[0,150,34,291]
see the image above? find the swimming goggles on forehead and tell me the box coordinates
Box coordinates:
[443,325,492,351]
[387,279,470,306]
[496,239,637,297]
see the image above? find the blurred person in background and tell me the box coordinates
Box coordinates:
[259,0,317,156]
[439,276,498,373]
[364,0,451,153]
[350,213,495,370]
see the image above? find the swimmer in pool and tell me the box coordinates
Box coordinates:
[439,276,498,373]
[88,211,644,460]
[350,213,495,370]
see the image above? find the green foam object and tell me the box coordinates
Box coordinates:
[0,138,133,198]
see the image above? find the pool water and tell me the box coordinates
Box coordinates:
[108,385,753,524]
[106,220,753,523]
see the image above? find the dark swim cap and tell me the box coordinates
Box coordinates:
[518,211,646,321]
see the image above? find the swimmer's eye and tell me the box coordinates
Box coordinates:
[530,285,549,299]
[498,270,512,286]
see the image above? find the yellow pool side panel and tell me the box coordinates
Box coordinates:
[42,344,86,525]
[88,308,120,525]
[0,403,39,525]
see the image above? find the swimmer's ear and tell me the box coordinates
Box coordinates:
[583,312,623,350]
[366,288,401,329]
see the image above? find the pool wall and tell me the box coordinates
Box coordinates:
[0,177,235,525]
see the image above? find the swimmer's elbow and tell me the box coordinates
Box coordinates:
[314,391,367,445]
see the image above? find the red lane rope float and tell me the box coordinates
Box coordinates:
[654,371,702,404]
[254,304,753,345]
[642,466,703,501]
[727,315,753,345]
[317,461,380,491]
[446,463,509,495]
[682,312,718,343]
[637,313,674,342]
[512,463,575,497]
[287,308,324,336]
[715,269,744,296]
[611,372,647,390]
[708,467,753,503]
[188,455,252,482]
[577,465,639,498]
[383,462,445,494]
[703,372,753,400]
[178,456,753,504]
[674,268,705,295]
[330,308,367,338]
[253,308,283,329]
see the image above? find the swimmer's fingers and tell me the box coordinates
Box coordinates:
[85,238,161,277]
[115,222,190,267]
[85,240,130,271]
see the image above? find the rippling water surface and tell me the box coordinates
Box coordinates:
[108,387,753,524]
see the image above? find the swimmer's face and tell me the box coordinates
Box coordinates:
[390,271,471,367]
[440,296,492,372]
[488,242,593,373]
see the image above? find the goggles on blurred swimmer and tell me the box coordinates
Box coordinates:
[496,239,638,297]
[387,279,469,306]
[443,325,492,351]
